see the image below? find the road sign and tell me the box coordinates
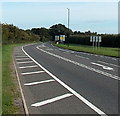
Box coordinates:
[90,36,93,42]
[93,36,95,42]
[99,36,102,42]
[95,36,98,42]
[55,36,59,41]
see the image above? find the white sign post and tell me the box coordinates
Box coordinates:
[90,36,102,49]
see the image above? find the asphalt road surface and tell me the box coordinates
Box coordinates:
[14,42,119,115]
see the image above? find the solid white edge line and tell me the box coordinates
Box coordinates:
[24,79,55,86]
[19,65,38,69]
[31,93,73,107]
[21,71,45,75]
[22,45,107,115]
[17,61,33,64]
[13,56,29,115]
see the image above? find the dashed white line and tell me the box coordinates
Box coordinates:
[19,65,38,69]
[17,61,33,64]
[31,93,73,107]
[37,46,119,80]
[21,71,45,75]
[22,45,108,115]
[24,79,55,86]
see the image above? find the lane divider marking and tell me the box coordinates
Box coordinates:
[37,46,119,80]
[31,93,73,107]
[24,79,55,86]
[21,71,45,75]
[22,45,107,115]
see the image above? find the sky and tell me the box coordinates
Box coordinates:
[1,1,119,34]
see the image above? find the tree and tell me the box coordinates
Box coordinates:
[49,24,73,40]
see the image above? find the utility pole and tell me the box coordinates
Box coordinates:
[67,8,70,47]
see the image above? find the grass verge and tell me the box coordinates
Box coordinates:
[2,42,36,114]
[54,44,119,58]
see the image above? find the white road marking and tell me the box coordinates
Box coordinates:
[24,79,55,86]
[112,58,117,60]
[75,55,89,60]
[46,48,53,51]
[22,45,108,115]
[37,46,119,80]
[31,93,73,107]
[21,71,45,75]
[16,56,28,58]
[98,61,120,68]
[13,57,29,114]
[17,61,33,64]
[91,62,114,71]
[16,58,30,60]
[19,65,38,69]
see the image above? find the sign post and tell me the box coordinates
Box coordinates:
[90,36,102,49]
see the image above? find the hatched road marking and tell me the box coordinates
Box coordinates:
[19,65,38,69]
[31,93,73,107]
[21,71,45,75]
[17,61,33,64]
[24,79,55,86]
[16,58,30,60]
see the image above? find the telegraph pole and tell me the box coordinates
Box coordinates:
[67,8,70,47]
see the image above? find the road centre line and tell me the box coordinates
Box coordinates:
[22,45,107,115]
[31,93,73,107]
[17,61,33,64]
[16,58,30,60]
[24,79,55,86]
[37,46,119,80]
[98,61,120,68]
[21,71,45,75]
[19,65,38,69]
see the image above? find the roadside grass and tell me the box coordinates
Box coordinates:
[54,44,119,58]
[2,42,37,114]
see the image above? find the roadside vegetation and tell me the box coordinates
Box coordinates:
[54,44,119,58]
[2,43,36,114]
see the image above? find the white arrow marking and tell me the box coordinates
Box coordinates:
[91,62,114,71]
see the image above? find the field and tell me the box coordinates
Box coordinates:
[54,44,119,58]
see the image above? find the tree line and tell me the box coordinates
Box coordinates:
[2,24,40,44]
[2,23,119,48]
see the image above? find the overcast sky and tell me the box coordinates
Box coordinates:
[1,1,118,34]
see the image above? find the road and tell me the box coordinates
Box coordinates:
[14,42,119,115]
